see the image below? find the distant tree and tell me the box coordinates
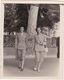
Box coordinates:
[4,4,17,33]
[4,4,28,33]
[37,4,60,29]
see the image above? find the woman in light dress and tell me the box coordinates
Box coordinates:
[34,27,48,73]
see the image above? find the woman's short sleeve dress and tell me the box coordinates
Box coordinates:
[35,33,46,52]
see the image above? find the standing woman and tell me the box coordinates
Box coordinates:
[34,27,46,73]
[15,27,27,71]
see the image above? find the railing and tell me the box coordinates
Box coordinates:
[4,35,57,48]
[4,35,15,47]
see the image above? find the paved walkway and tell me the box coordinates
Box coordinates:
[3,56,59,77]
[3,47,60,78]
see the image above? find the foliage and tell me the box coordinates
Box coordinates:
[37,4,60,29]
[4,4,60,32]
[4,4,28,32]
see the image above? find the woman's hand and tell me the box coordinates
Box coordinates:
[38,41,43,45]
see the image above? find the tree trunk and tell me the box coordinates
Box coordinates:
[27,5,39,35]
[26,5,39,55]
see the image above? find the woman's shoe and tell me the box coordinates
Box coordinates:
[37,69,40,73]
[18,66,21,69]
[21,68,24,71]
[33,67,37,71]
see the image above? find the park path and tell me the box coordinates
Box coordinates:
[3,47,59,77]
[3,57,59,77]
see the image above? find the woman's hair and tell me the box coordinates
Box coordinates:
[36,27,42,32]
[42,27,49,31]
[20,26,24,28]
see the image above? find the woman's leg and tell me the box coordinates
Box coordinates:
[21,49,26,70]
[37,51,44,72]
[34,51,39,70]
[18,50,21,68]
[15,49,18,60]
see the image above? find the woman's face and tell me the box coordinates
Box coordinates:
[37,28,41,34]
[20,27,24,33]
[42,27,49,35]
[42,29,45,34]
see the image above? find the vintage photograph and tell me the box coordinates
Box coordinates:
[3,3,61,78]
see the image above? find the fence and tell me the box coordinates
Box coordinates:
[4,35,57,48]
[4,35,15,47]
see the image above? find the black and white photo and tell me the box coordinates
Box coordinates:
[1,1,63,79]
